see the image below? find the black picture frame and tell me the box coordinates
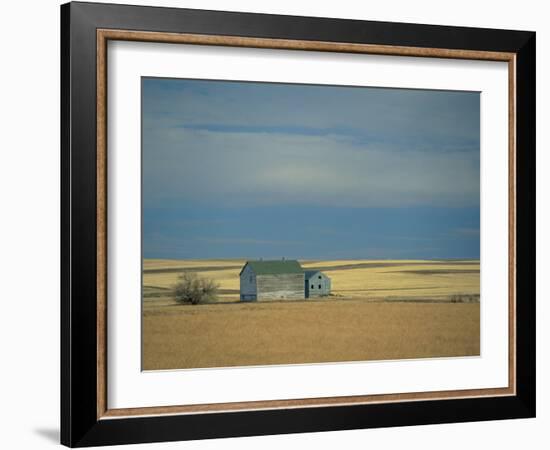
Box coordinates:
[61,1,536,447]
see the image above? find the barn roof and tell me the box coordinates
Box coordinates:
[242,260,303,275]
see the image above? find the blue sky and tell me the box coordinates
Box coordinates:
[142,78,480,260]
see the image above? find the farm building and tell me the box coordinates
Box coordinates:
[304,270,331,298]
[239,260,331,301]
[240,260,304,301]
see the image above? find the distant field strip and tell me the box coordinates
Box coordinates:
[311,261,478,271]
[142,258,480,302]
[389,269,480,275]
[141,262,443,274]
[143,265,241,274]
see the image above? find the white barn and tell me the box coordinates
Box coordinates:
[240,260,304,301]
[239,260,331,301]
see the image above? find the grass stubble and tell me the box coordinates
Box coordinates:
[142,259,480,370]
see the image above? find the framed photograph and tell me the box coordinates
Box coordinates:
[61,1,536,447]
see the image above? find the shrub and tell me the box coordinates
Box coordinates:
[450,294,480,303]
[174,272,219,305]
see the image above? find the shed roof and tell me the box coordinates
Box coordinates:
[304,270,321,280]
[242,260,303,275]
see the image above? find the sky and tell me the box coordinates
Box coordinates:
[142,77,480,260]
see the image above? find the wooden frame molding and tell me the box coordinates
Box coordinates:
[96,29,517,421]
[62,3,536,446]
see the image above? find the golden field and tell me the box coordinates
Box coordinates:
[142,259,480,370]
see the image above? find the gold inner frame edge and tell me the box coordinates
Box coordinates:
[96,29,517,420]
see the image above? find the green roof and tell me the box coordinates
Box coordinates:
[243,260,303,275]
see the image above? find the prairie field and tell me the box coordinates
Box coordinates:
[142,259,480,370]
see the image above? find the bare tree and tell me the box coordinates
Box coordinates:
[174,272,219,305]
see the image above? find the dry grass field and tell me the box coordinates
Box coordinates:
[142,259,480,370]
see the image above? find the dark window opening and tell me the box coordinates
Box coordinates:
[318,275,322,279]
[318,284,322,289]
[311,284,314,289]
